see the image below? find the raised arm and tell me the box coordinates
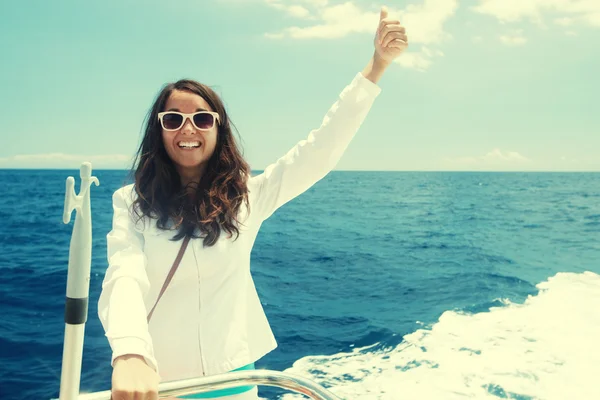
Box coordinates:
[249,68,382,221]
[97,186,159,375]
[249,6,407,221]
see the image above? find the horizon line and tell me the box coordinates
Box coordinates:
[0,168,598,173]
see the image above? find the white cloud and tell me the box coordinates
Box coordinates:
[395,51,433,72]
[560,155,584,165]
[263,0,457,44]
[555,155,599,171]
[264,2,377,39]
[439,150,600,171]
[442,149,533,171]
[265,0,312,18]
[394,46,444,72]
[498,28,527,46]
[472,0,600,28]
[401,0,458,44]
[555,17,574,26]
[0,153,132,169]
[499,34,527,46]
[584,12,600,26]
[285,5,312,18]
[261,0,458,71]
[472,35,484,43]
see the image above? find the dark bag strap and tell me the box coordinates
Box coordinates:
[146,236,191,322]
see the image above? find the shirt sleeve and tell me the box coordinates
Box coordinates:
[249,71,382,221]
[97,186,159,375]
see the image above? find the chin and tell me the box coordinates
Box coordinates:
[179,161,203,170]
[176,157,206,170]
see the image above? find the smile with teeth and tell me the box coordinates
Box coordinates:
[178,141,201,149]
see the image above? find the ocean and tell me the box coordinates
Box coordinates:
[0,169,599,400]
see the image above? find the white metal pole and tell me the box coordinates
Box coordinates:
[58,162,99,400]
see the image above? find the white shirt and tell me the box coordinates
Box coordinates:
[97,71,382,382]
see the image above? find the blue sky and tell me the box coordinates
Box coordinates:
[0,0,598,171]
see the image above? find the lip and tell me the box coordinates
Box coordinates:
[176,144,202,151]
[177,145,201,151]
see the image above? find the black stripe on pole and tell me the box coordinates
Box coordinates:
[64,297,88,324]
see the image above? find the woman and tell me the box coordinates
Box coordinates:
[98,6,407,400]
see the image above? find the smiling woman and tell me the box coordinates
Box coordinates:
[97,6,408,400]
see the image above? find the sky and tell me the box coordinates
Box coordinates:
[0,0,598,171]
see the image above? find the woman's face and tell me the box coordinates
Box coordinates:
[161,89,218,183]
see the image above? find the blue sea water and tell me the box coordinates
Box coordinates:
[0,169,599,400]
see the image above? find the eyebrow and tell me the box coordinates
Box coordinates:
[166,107,209,112]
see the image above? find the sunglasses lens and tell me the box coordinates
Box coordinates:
[162,113,183,130]
[194,113,214,130]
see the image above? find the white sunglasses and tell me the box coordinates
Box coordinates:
[157,111,220,131]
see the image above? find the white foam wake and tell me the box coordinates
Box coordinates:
[280,271,600,400]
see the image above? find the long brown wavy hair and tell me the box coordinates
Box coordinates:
[127,79,251,247]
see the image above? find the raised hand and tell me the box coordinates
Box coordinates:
[374,6,408,64]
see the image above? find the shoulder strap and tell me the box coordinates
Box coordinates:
[147,236,191,323]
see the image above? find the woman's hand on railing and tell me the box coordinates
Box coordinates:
[111,354,159,400]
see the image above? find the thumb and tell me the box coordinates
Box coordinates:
[380,5,388,20]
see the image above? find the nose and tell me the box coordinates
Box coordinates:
[180,116,196,134]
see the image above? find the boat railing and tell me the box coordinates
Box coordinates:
[77,369,342,399]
